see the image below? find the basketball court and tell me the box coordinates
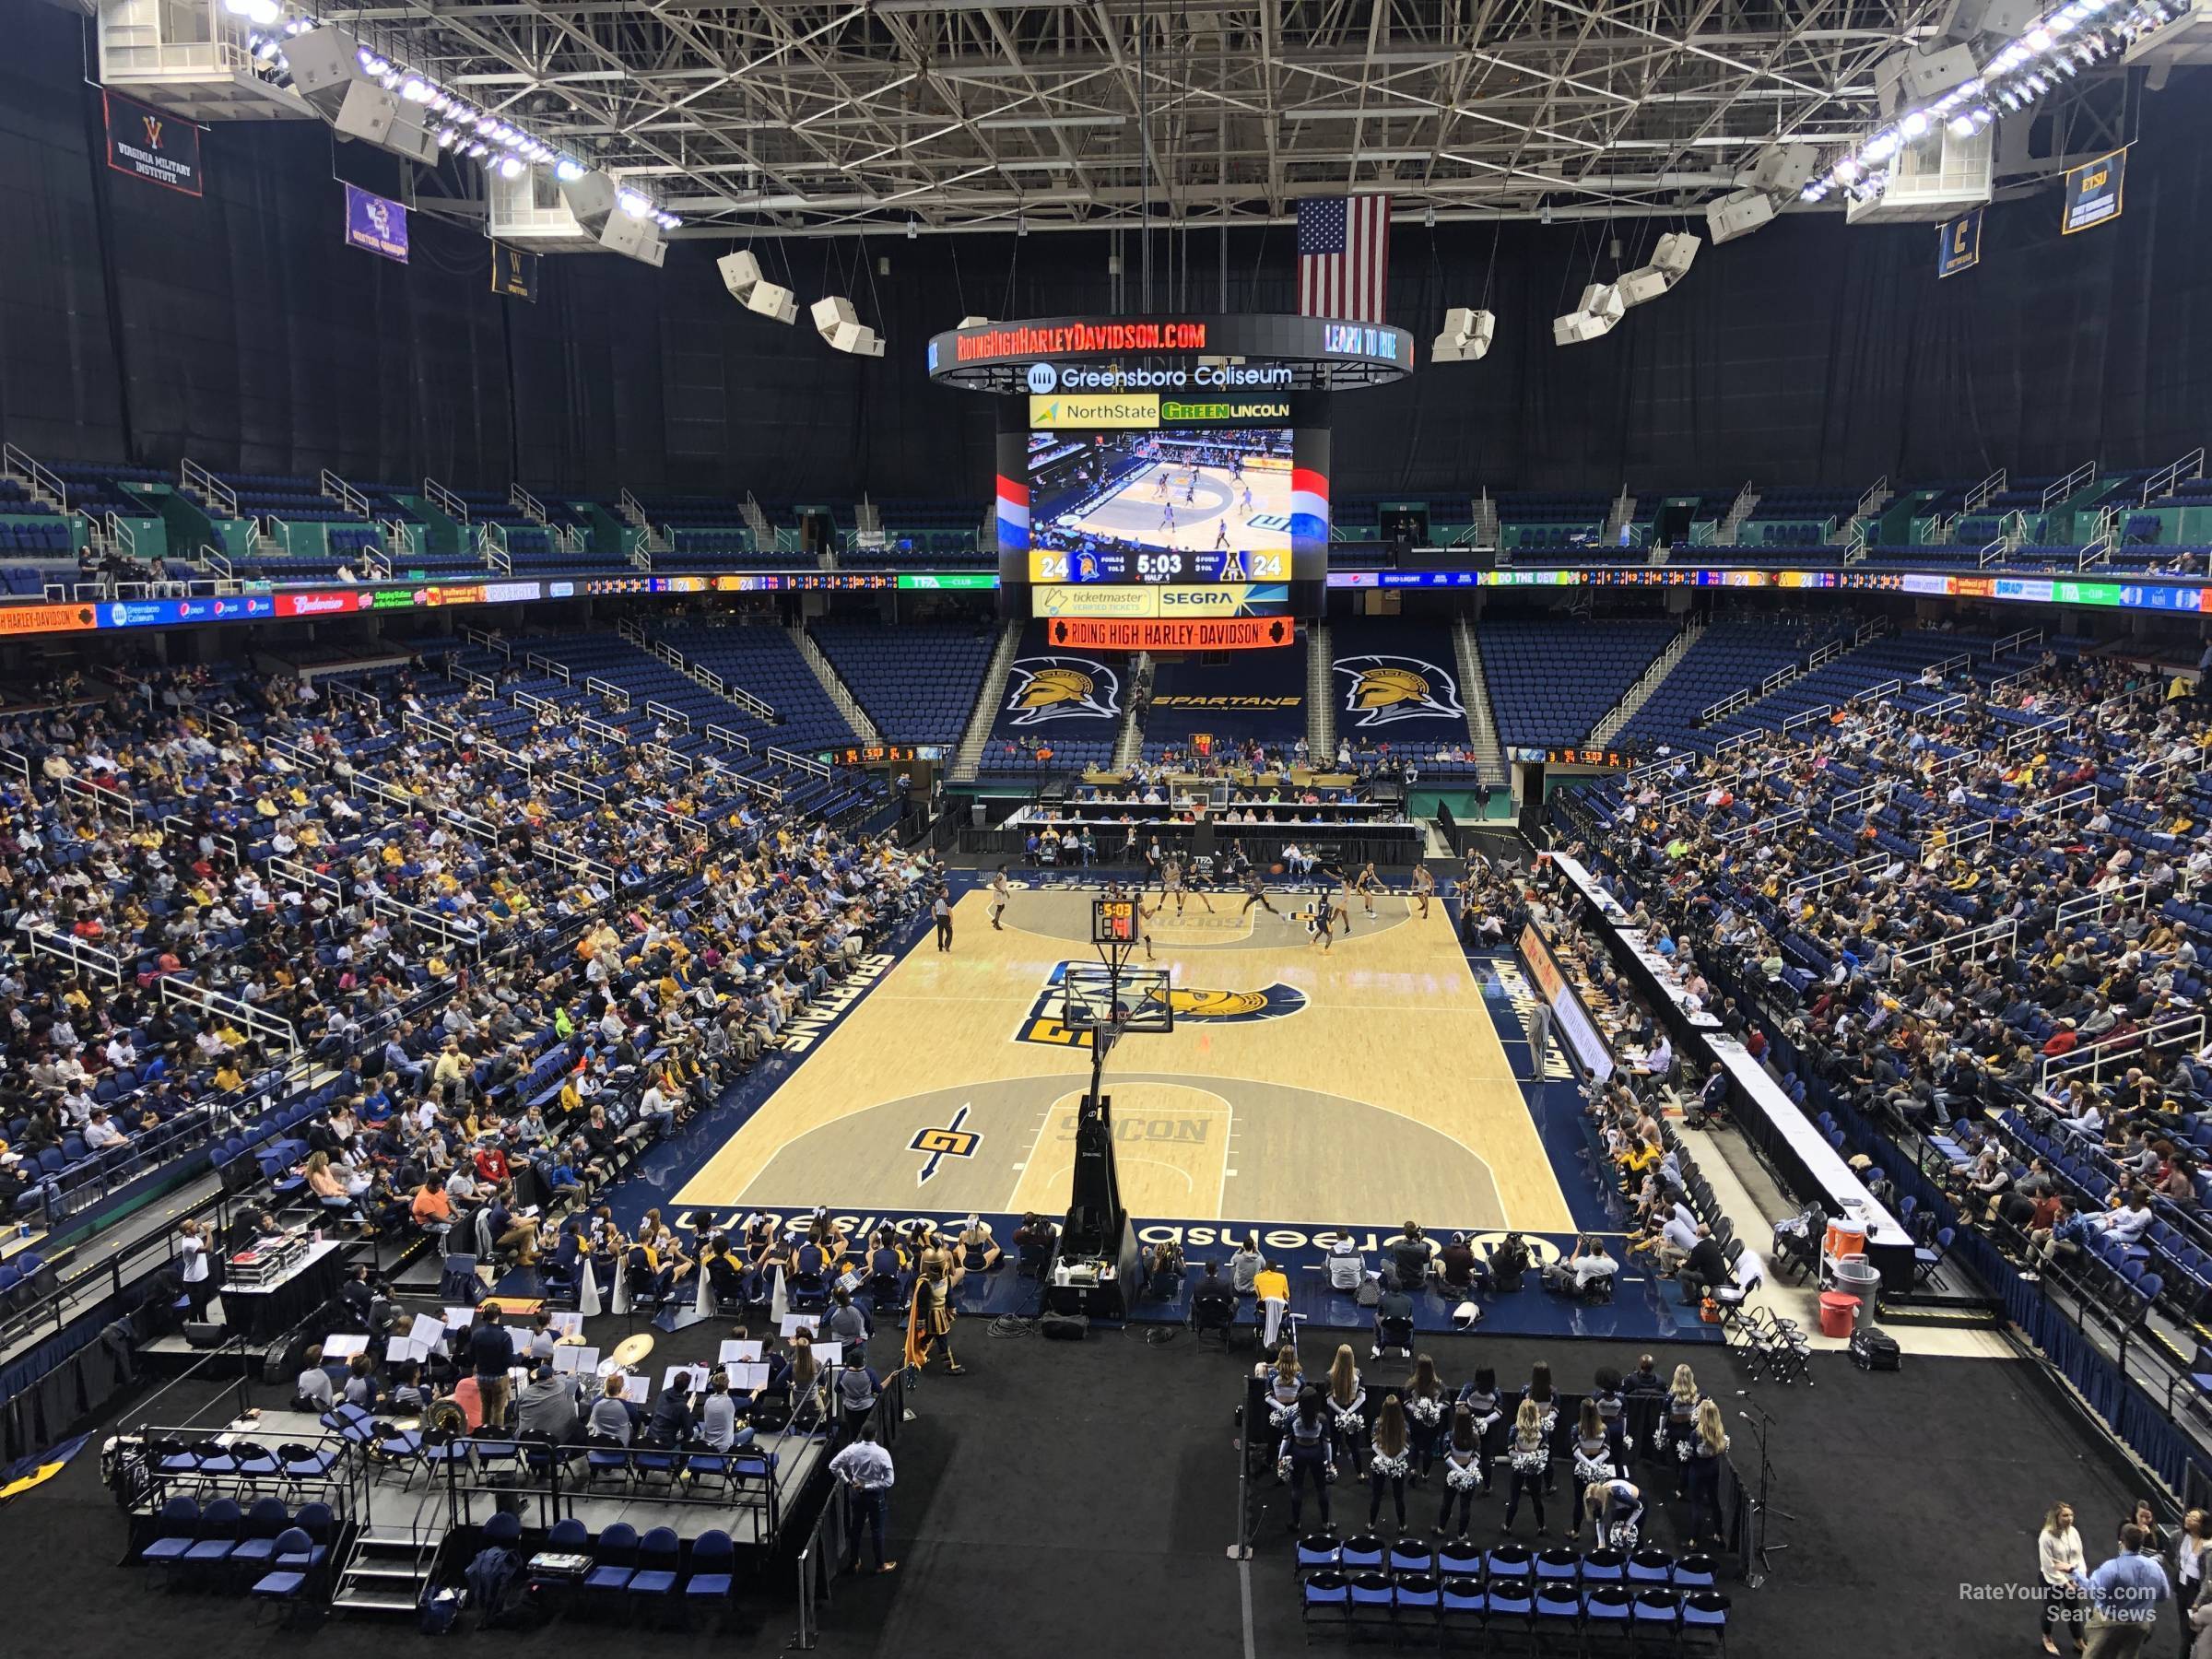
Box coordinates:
[674,884,1573,1232]
[1048,454,1293,554]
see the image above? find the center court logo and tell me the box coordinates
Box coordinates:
[1017,961,1307,1046]
[1335,654,1466,728]
[1004,655,1120,724]
[1026,362,1059,394]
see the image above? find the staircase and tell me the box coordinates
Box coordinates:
[332,1522,441,1618]
[1112,653,1152,771]
[953,621,1022,782]
[1604,490,1639,545]
[1306,618,1335,760]
[742,494,774,549]
[1716,485,1759,547]
[1469,491,1499,549]
[250,523,286,562]
[1591,619,1702,747]
[1451,618,1508,788]
[792,625,883,744]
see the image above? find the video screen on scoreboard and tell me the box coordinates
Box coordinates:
[1026,428,1300,583]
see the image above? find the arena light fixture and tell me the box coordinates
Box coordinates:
[1804,0,2179,205]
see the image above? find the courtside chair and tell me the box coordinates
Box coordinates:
[1439,1575,1486,1645]
[1632,1585,1683,1647]
[1535,1545,1580,1584]
[229,1497,290,1581]
[1486,1578,1535,1647]
[1297,1534,1342,1574]
[1339,1533,1385,1571]
[1388,1538,1433,1574]
[1673,1553,1718,1589]
[683,1528,736,1628]
[1681,1588,1732,1652]
[1300,1568,1350,1632]
[1438,1539,1485,1577]
[1583,1583,1635,1651]
[1583,1547,1629,1584]
[629,1524,683,1619]
[1393,1570,1441,1638]
[1626,1547,1675,1584]
[140,1494,199,1585]
[1346,1570,1395,1638]
[1535,1581,1583,1650]
[182,1496,243,1583]
[584,1522,640,1598]
[247,1528,319,1625]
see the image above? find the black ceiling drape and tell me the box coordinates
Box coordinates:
[2,0,2207,500]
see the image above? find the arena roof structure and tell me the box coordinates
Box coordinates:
[301,0,1958,233]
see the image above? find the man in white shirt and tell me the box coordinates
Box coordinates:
[82,1110,127,1151]
[828,1424,898,1575]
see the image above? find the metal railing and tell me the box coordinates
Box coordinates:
[319,468,372,518]
[2,441,68,510]
[2140,447,2204,507]
[584,675,633,711]
[645,700,692,733]
[1786,852,1888,895]
[17,919,124,985]
[2042,459,2098,512]
[158,972,300,1053]
[1893,913,2015,971]
[422,477,470,523]
[2054,877,2150,932]
[1962,466,2006,516]
[2042,1011,2208,1091]
[59,772,135,822]
[1715,806,1804,844]
[180,458,237,517]
[768,746,832,780]
[510,482,548,524]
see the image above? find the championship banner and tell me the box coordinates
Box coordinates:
[344,183,410,263]
[1043,616,1294,652]
[102,90,202,196]
[1936,206,1983,278]
[2062,147,2126,235]
[491,241,540,300]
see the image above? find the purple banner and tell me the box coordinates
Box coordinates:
[344,183,409,263]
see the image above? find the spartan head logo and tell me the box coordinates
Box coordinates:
[1335,655,1466,728]
[1005,655,1120,725]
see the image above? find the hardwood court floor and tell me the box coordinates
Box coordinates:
[675,886,1572,1231]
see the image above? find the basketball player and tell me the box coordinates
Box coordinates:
[1155,469,1171,500]
[1355,861,1381,919]
[1135,893,1160,961]
[1411,864,1436,920]
[988,866,1011,931]
[1182,474,1197,505]
[1159,500,1178,533]
[1304,894,1335,953]
[1162,856,1185,916]
[1183,854,1217,913]
[1238,868,1280,918]
[1240,481,1255,517]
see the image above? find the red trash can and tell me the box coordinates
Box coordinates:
[1818,1291,1860,1337]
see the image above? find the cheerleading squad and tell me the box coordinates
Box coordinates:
[1263,1347,1732,1552]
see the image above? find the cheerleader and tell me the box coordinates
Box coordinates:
[1582,1477,1646,1552]
[1402,1355,1448,1480]
[1277,1388,1337,1532]
[1325,1345,1369,1458]
[1257,1345,1304,1428]
[1567,1399,1617,1535]
[1590,1367,1634,1477]
[1500,1399,1552,1536]
[1367,1397,1413,1530]
[1521,1360,1560,1495]
[1455,1367,1505,1493]
[1653,1363,1702,1473]
[1433,1405,1486,1538]
[1681,1399,1731,1550]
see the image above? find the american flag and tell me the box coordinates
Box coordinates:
[1297,194,1392,323]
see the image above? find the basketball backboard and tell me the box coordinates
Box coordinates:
[1061,964,1174,1034]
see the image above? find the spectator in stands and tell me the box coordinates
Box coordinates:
[588,1371,638,1445]
[293,1344,335,1412]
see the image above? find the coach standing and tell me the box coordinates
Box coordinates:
[830,1422,899,1575]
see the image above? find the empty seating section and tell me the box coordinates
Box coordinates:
[45,460,166,520]
[664,530,782,571]
[982,620,1121,773]
[1141,640,1309,762]
[217,474,355,523]
[1327,618,1484,778]
[0,556,73,592]
[1480,620,1676,748]
[809,621,994,745]
[650,622,860,753]
[1614,621,1830,755]
[1499,492,1609,551]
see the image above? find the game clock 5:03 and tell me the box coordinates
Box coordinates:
[1030,547,1290,583]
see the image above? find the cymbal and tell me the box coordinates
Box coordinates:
[609,1333,655,1368]
[554,1333,586,1346]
